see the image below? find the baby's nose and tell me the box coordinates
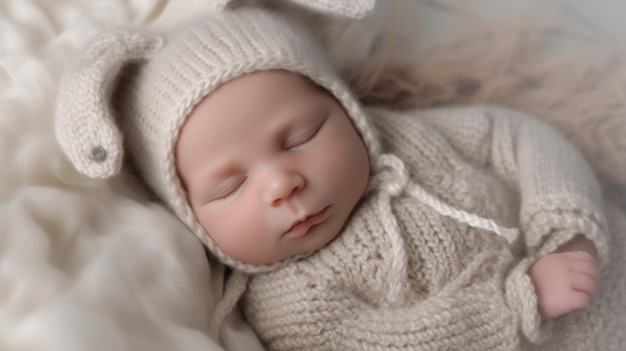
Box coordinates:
[263,168,305,207]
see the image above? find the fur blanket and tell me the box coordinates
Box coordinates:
[1,1,624,350]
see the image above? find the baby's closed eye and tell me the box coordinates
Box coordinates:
[210,176,247,202]
[284,117,327,150]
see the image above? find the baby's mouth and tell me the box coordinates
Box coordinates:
[284,206,329,238]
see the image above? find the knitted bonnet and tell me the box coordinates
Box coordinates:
[54,0,381,273]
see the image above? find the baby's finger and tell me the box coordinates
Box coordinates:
[567,290,592,311]
[570,269,598,296]
[566,251,598,280]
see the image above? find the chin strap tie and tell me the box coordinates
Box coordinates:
[368,153,520,306]
[209,269,250,341]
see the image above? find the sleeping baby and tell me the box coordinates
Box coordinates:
[54,1,608,350]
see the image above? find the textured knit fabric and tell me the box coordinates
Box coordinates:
[210,0,376,18]
[54,2,379,273]
[241,105,609,351]
[53,2,614,349]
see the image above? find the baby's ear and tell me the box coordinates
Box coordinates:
[210,0,376,18]
[55,30,163,179]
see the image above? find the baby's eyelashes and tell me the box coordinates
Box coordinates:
[210,176,247,202]
[284,117,327,150]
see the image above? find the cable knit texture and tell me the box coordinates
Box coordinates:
[241,105,609,351]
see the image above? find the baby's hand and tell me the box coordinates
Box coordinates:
[527,235,598,320]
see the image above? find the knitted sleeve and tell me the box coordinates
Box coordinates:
[418,105,608,263]
[416,105,609,342]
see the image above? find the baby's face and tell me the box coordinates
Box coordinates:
[175,71,370,264]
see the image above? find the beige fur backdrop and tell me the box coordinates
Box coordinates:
[1,0,624,350]
[344,2,626,189]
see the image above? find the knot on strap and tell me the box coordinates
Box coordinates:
[366,153,519,305]
[368,153,409,197]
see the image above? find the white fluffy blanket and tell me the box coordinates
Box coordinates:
[0,0,382,350]
[1,1,625,351]
[0,1,270,350]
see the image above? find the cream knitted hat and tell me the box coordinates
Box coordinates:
[55,0,380,273]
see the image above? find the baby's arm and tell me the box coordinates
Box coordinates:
[409,105,608,258]
[410,105,609,341]
[528,234,598,320]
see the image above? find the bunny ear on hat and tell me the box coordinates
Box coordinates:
[52,0,383,275]
[55,1,377,182]
[210,0,376,18]
[55,30,163,179]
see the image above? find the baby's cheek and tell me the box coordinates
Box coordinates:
[331,140,369,194]
[199,201,270,264]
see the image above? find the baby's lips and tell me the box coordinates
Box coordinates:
[284,206,329,237]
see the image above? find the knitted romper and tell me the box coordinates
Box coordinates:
[49,2,611,350]
[240,105,609,351]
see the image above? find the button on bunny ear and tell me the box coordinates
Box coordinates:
[211,0,376,18]
[55,31,163,179]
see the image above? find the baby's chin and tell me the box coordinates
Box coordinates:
[282,220,344,259]
[238,227,341,266]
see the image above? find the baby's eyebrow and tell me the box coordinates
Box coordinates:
[190,157,237,198]
[202,158,238,182]
[187,157,236,200]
